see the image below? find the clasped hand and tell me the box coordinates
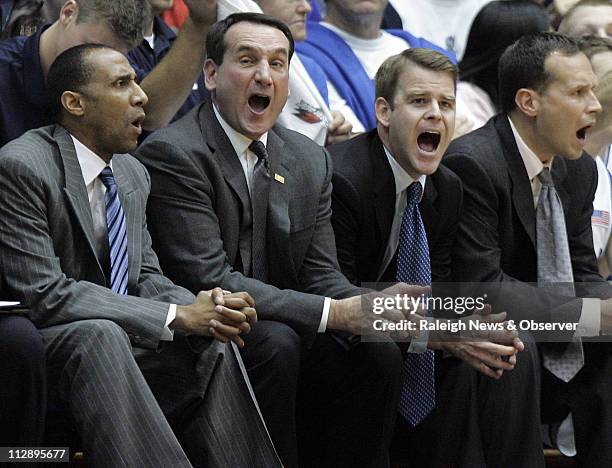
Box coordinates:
[174,288,257,347]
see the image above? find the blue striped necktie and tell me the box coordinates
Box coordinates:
[396,182,436,427]
[99,167,128,295]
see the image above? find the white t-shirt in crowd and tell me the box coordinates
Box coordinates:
[389,0,491,59]
[319,22,409,130]
[593,153,612,262]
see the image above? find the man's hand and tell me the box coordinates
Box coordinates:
[429,309,524,379]
[325,110,353,145]
[183,0,217,28]
[327,283,430,337]
[432,337,523,379]
[173,288,256,347]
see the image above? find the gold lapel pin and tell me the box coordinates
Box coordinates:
[274,173,285,184]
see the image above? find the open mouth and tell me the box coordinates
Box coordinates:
[130,114,145,133]
[248,94,271,113]
[417,131,441,153]
[576,125,592,145]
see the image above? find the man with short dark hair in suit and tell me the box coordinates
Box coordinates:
[444,32,612,466]
[329,47,544,467]
[135,12,415,468]
[0,43,280,467]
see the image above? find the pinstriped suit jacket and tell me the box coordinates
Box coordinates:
[0,124,195,350]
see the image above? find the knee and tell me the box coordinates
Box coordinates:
[0,316,45,368]
[244,321,301,372]
[361,341,403,385]
[73,319,131,351]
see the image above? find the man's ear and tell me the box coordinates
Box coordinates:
[61,91,85,117]
[515,88,540,117]
[58,0,79,27]
[375,96,392,128]
[203,59,218,93]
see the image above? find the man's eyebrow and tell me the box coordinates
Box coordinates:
[234,45,288,58]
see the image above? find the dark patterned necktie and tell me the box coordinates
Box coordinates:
[99,167,128,295]
[537,168,583,382]
[396,182,436,426]
[248,140,270,281]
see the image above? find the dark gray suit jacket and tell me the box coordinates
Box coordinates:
[443,115,612,336]
[0,125,195,350]
[136,101,359,344]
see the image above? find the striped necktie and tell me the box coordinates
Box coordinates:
[248,140,270,281]
[99,167,128,295]
[396,182,436,426]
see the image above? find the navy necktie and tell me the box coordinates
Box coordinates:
[248,141,270,281]
[396,182,436,426]
[99,167,128,295]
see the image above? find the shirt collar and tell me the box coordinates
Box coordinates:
[213,103,268,155]
[70,134,112,187]
[382,144,426,200]
[508,115,552,180]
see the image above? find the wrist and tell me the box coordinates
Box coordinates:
[601,298,612,333]
[173,305,190,331]
[328,299,345,331]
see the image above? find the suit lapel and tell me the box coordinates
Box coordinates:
[266,128,297,282]
[370,134,397,268]
[551,157,570,218]
[496,117,537,248]
[57,126,106,281]
[113,157,139,286]
[420,178,439,243]
[200,102,251,213]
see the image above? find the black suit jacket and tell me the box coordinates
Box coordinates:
[329,130,462,286]
[443,115,612,333]
[135,101,359,345]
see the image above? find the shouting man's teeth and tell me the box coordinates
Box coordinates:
[417,132,441,152]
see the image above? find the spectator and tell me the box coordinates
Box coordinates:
[0,0,218,147]
[388,0,492,59]
[579,35,612,276]
[128,0,208,124]
[558,0,612,37]
[298,0,453,131]
[455,0,550,138]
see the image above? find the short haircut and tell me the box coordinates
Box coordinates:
[205,12,294,65]
[498,32,581,114]
[74,0,150,50]
[578,34,612,59]
[47,43,113,120]
[375,48,457,108]
[558,0,612,34]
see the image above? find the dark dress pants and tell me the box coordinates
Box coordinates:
[0,315,46,445]
[241,320,402,468]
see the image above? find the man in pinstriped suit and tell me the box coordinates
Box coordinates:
[0,43,281,467]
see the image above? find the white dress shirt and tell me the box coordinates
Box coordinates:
[212,106,331,332]
[71,135,176,341]
[507,117,600,337]
[378,144,429,353]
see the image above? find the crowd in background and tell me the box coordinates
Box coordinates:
[1,0,612,467]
